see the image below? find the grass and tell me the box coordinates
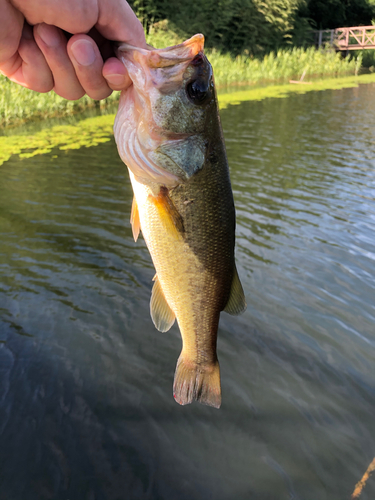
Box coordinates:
[0,21,363,129]
[351,48,375,71]
[208,46,358,87]
[0,76,120,129]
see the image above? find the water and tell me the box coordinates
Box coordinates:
[1,84,375,500]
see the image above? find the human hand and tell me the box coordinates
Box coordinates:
[0,0,147,100]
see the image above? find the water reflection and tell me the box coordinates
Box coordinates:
[0,84,375,500]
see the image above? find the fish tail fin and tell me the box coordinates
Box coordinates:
[173,356,221,409]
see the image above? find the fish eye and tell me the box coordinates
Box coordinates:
[186,79,210,105]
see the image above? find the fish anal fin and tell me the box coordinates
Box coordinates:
[150,187,184,239]
[130,196,140,242]
[150,275,175,332]
[224,265,247,315]
[173,356,221,409]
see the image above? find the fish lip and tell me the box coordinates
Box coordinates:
[114,42,151,59]
[115,34,205,67]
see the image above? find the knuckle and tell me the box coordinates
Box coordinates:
[62,5,97,34]
[33,82,54,93]
[0,54,21,78]
[56,88,85,100]
[87,87,112,100]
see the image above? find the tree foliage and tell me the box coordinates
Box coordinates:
[128,0,375,55]
[302,0,375,30]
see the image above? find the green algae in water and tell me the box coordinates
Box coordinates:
[2,73,375,166]
[0,114,115,166]
[218,73,375,109]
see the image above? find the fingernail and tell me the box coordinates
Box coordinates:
[37,23,60,48]
[106,74,127,86]
[70,39,96,66]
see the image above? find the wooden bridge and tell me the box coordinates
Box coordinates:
[315,26,375,51]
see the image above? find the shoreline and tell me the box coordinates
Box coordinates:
[2,71,375,133]
[2,72,375,167]
[0,40,360,129]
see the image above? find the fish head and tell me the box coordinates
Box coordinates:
[114,35,217,188]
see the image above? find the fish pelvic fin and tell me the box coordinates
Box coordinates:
[150,275,176,332]
[224,264,247,315]
[130,195,140,242]
[150,187,184,240]
[173,356,221,409]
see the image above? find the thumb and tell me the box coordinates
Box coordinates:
[103,56,132,91]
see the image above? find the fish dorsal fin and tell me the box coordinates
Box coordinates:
[224,265,247,315]
[150,275,176,332]
[130,196,140,242]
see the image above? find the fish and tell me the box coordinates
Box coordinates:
[114,34,246,408]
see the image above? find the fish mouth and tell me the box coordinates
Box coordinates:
[116,34,205,68]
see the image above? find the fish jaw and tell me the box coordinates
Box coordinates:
[114,85,182,187]
[114,34,214,189]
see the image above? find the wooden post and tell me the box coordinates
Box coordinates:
[318,30,323,47]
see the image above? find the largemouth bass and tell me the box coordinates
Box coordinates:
[114,34,246,408]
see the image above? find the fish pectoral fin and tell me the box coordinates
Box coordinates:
[223,265,247,315]
[130,196,140,242]
[150,187,184,239]
[150,275,176,332]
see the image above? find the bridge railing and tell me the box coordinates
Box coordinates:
[314,26,375,50]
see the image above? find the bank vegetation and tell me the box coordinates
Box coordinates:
[2,0,375,128]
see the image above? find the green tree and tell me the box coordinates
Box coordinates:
[128,0,375,55]
[129,0,303,54]
[301,0,375,29]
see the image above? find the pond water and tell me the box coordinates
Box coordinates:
[0,84,375,500]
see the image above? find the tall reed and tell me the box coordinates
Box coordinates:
[208,46,357,87]
[147,23,358,87]
[0,76,119,129]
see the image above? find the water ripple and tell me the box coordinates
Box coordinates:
[0,85,374,500]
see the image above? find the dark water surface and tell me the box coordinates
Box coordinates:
[1,85,374,500]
